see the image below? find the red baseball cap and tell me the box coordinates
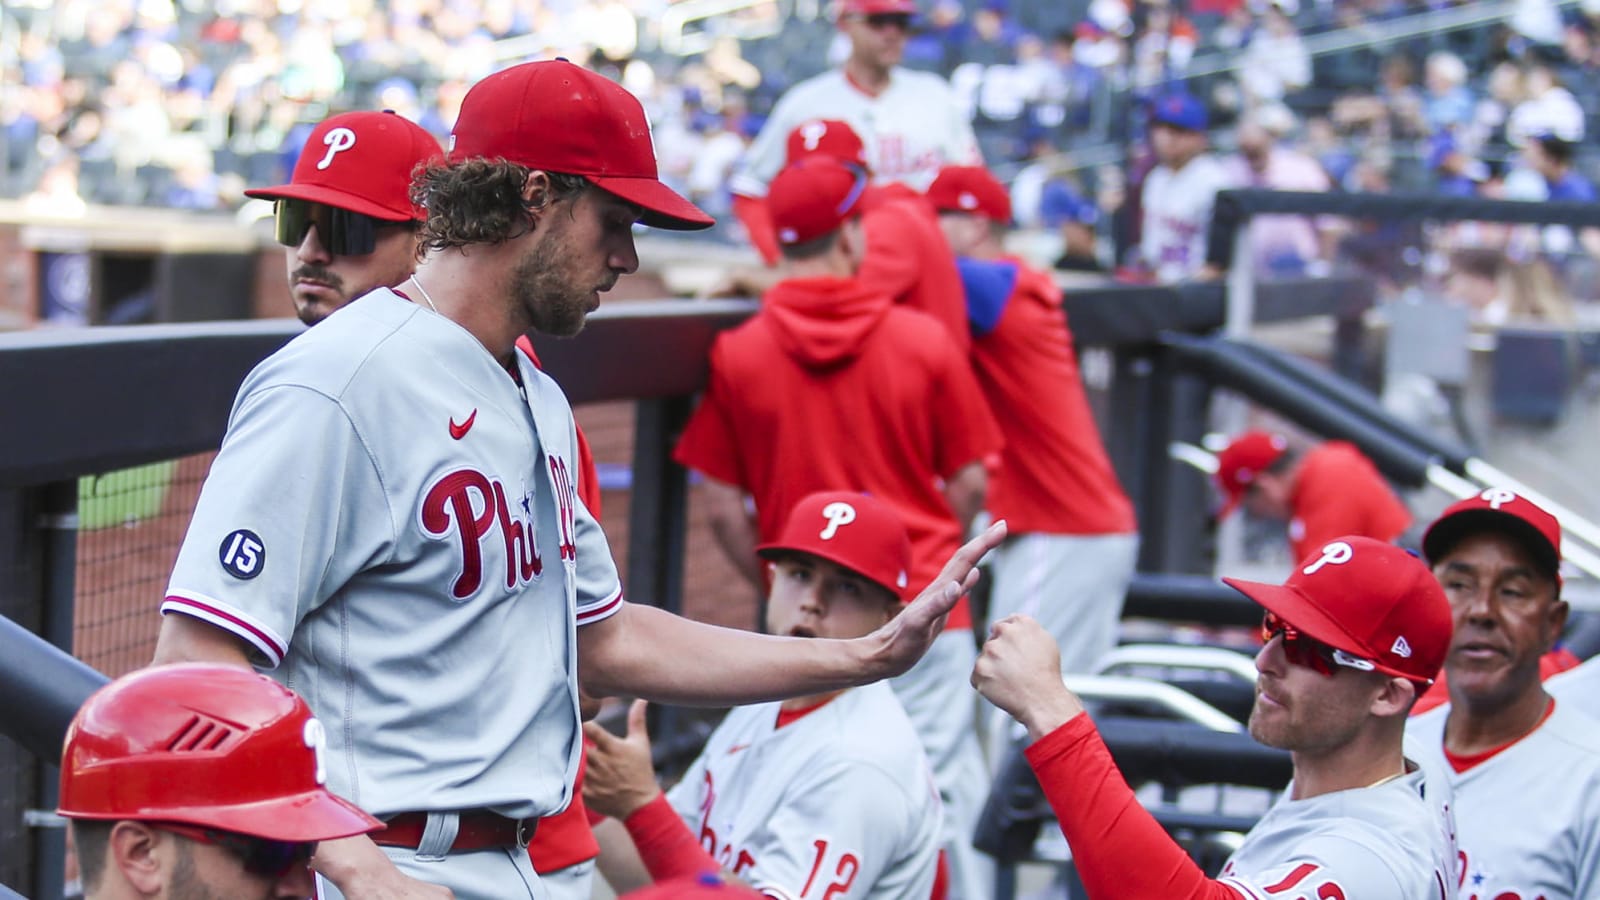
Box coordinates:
[757,491,913,601]
[839,0,919,17]
[766,156,871,246]
[1223,536,1452,684]
[1215,430,1289,516]
[926,164,1013,223]
[1423,488,1562,583]
[447,59,713,231]
[785,119,870,170]
[244,110,441,221]
[59,664,383,842]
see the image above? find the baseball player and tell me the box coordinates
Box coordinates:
[58,663,382,900]
[974,536,1459,899]
[1137,91,1228,282]
[1406,489,1600,899]
[729,0,980,262]
[152,59,1005,900]
[718,119,970,350]
[583,491,943,899]
[1215,429,1413,564]
[250,106,608,900]
[925,163,1138,751]
[244,110,441,326]
[674,155,1001,900]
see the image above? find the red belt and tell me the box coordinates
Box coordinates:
[374,811,537,851]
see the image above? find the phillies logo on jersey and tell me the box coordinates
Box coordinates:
[420,469,542,600]
[548,454,578,564]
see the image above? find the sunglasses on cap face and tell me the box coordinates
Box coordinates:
[155,823,318,880]
[274,199,405,257]
[860,12,913,30]
[1260,612,1377,677]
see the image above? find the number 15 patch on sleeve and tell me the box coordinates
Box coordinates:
[219,529,266,579]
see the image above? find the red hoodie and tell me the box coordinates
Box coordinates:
[675,275,1001,626]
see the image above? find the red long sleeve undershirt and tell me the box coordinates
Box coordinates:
[1023,714,1245,900]
[623,792,723,883]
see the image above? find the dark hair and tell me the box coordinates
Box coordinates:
[1535,134,1577,165]
[411,159,589,252]
[72,820,112,891]
[778,229,843,261]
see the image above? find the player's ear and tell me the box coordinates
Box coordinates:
[108,821,166,893]
[1369,675,1416,719]
[522,170,555,212]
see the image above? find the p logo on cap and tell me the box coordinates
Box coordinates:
[1301,540,1354,575]
[820,502,857,540]
[1480,487,1518,509]
[317,127,358,170]
[756,491,913,601]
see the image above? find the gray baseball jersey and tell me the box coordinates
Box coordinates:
[1547,657,1600,722]
[164,288,622,819]
[666,681,942,900]
[730,68,981,198]
[1408,700,1600,899]
[1217,763,1457,899]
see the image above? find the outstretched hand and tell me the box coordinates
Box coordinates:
[971,614,1083,743]
[867,519,1007,679]
[582,699,663,820]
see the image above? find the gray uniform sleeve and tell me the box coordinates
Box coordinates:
[163,384,394,667]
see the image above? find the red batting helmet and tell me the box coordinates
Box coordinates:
[58,664,382,842]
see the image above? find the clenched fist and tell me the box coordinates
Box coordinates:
[971,615,1085,742]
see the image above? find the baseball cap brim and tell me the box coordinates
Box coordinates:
[754,542,903,600]
[154,790,384,843]
[1216,491,1244,519]
[1222,576,1413,680]
[243,182,418,223]
[1422,508,1560,579]
[592,175,715,231]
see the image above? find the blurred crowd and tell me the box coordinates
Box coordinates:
[6,0,1600,317]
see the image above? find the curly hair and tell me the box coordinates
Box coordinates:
[410,159,589,253]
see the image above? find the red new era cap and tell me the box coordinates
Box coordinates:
[767,156,870,246]
[448,59,713,231]
[758,491,913,601]
[1215,430,1289,517]
[244,110,441,221]
[785,119,870,170]
[1224,536,1452,684]
[927,164,1013,223]
[1423,488,1562,583]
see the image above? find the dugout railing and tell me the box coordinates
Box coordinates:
[0,275,1369,897]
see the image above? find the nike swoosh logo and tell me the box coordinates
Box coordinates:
[727,743,750,755]
[449,409,477,440]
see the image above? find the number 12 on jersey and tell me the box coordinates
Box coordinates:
[800,839,860,900]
